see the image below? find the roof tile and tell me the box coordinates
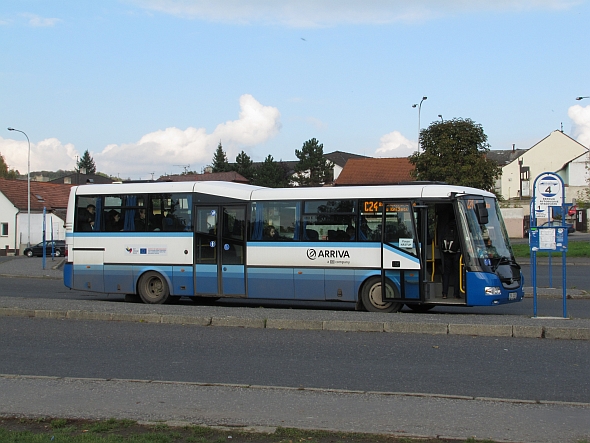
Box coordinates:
[335,158,415,186]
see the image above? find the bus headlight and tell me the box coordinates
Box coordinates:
[485,286,501,295]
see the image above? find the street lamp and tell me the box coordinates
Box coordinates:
[438,114,443,122]
[412,96,427,150]
[576,96,589,100]
[7,127,31,247]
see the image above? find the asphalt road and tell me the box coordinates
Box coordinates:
[1,275,589,318]
[1,315,589,404]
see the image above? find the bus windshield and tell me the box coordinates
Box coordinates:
[457,196,514,267]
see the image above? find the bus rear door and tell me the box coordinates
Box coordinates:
[193,205,247,297]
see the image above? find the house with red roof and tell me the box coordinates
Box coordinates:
[334,157,415,186]
[0,178,73,254]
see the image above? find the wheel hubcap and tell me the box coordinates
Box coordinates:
[368,282,393,309]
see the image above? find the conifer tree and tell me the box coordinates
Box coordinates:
[211,142,231,173]
[77,150,96,174]
[252,155,290,188]
[292,138,333,187]
[234,150,254,181]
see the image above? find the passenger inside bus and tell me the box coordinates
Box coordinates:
[346,225,355,240]
[106,210,124,231]
[134,209,152,231]
[77,204,96,231]
[263,225,280,240]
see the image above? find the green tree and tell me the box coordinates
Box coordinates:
[252,155,290,188]
[234,150,254,181]
[0,153,19,179]
[292,138,334,187]
[211,142,231,173]
[575,162,590,208]
[77,150,96,174]
[408,118,501,191]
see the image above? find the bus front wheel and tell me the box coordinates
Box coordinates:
[361,276,402,313]
[138,271,171,304]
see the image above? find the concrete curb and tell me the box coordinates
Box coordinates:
[1,306,589,340]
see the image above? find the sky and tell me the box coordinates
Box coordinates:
[1,0,590,180]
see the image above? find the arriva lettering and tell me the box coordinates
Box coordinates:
[317,250,350,259]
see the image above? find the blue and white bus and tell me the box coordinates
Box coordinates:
[64,181,524,312]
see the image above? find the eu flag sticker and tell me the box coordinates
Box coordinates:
[140,248,147,254]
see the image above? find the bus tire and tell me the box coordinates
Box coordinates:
[138,271,171,304]
[361,276,402,313]
[406,304,434,312]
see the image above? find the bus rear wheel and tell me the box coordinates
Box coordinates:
[361,276,402,313]
[138,271,171,304]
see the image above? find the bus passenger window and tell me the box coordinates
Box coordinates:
[75,197,100,232]
[250,201,300,241]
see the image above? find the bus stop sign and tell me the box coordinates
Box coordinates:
[535,174,563,208]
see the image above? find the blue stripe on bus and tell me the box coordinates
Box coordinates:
[67,232,192,238]
[382,243,420,263]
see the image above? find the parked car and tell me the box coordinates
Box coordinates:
[524,221,575,237]
[568,205,578,217]
[23,240,66,257]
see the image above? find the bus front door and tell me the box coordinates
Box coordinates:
[380,202,422,303]
[194,205,246,297]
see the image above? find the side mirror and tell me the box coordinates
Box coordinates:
[475,203,489,225]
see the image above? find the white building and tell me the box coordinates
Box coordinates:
[492,131,589,202]
[0,178,72,254]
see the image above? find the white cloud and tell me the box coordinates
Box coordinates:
[375,131,417,157]
[131,0,580,27]
[569,104,590,148]
[1,94,280,179]
[0,137,78,174]
[96,94,280,178]
[23,13,61,27]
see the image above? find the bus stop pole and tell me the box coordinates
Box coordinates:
[532,250,537,318]
[562,249,567,318]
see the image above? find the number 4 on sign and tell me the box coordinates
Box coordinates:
[545,186,552,193]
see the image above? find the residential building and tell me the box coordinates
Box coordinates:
[0,178,73,254]
[493,131,589,202]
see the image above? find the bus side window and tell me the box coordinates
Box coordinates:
[75,198,99,232]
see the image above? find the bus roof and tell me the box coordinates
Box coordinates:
[71,181,495,201]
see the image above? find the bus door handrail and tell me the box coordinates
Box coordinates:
[429,235,436,282]
[459,254,465,294]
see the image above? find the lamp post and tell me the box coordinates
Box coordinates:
[438,114,443,122]
[575,96,588,101]
[412,96,427,150]
[7,127,31,247]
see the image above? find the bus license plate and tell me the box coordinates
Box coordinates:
[509,292,517,300]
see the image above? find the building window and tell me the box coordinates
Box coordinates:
[1,223,7,236]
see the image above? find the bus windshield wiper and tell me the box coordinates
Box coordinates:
[492,256,514,272]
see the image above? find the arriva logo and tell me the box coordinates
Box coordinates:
[306,249,350,260]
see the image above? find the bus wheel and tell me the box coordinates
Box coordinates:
[406,304,434,313]
[138,271,170,304]
[361,276,402,313]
